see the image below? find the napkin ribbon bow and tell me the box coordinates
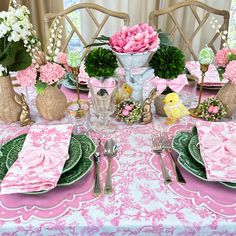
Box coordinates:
[19,142,68,171]
[89,78,116,95]
[152,74,188,94]
[201,133,236,157]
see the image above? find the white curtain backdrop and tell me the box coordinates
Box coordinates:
[79,0,157,43]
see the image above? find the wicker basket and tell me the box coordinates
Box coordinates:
[0,76,21,123]
[36,86,67,120]
[216,81,236,118]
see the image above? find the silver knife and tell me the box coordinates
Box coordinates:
[93,139,103,197]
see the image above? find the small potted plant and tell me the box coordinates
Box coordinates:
[84,47,118,124]
[149,46,186,116]
[16,17,67,121]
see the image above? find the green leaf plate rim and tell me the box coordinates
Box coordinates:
[173,129,236,189]
[188,134,204,165]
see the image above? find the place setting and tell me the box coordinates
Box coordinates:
[1,0,236,233]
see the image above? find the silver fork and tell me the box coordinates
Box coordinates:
[162,132,186,184]
[152,134,172,184]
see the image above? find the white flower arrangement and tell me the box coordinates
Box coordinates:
[0,0,38,76]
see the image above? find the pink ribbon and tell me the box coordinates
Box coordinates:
[89,78,116,95]
[151,74,188,94]
[19,142,69,171]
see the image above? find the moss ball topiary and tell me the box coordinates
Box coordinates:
[84,47,118,78]
[149,46,185,79]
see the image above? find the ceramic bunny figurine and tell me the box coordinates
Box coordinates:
[125,68,154,102]
[141,88,159,125]
[15,93,34,127]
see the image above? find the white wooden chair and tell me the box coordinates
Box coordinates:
[44,3,130,61]
[149,0,230,60]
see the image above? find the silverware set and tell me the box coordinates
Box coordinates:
[93,138,117,197]
[152,132,186,184]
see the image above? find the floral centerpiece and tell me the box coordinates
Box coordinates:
[0,1,38,123]
[149,46,186,116]
[198,97,227,121]
[84,47,118,124]
[215,52,236,118]
[16,17,68,121]
[210,18,236,118]
[108,23,160,102]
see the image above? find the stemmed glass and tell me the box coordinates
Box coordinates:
[89,77,119,133]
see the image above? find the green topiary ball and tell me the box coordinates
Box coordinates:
[84,47,118,78]
[149,46,185,79]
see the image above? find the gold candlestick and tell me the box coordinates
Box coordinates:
[189,64,209,117]
[70,67,90,118]
[72,67,80,102]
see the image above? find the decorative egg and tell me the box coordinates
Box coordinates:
[198,47,215,65]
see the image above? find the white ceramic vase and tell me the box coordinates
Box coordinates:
[113,51,153,102]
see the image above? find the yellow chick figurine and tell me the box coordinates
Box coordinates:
[163,92,189,124]
[115,82,133,104]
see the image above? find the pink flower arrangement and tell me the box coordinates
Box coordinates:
[16,65,37,87]
[55,52,72,72]
[16,62,65,90]
[215,48,236,67]
[109,23,160,53]
[39,62,65,85]
[224,61,236,84]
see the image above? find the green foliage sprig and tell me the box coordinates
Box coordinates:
[149,46,185,79]
[84,47,118,78]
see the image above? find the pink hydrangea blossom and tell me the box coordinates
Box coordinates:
[55,52,72,72]
[215,48,236,67]
[109,23,160,53]
[39,62,65,85]
[224,61,236,84]
[16,65,37,87]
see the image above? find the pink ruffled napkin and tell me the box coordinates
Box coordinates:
[196,120,236,182]
[185,61,228,86]
[0,124,73,194]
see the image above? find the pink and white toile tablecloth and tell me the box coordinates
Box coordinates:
[0,86,236,236]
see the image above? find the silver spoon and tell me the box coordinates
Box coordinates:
[104,138,117,194]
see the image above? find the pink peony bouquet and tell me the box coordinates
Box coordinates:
[215,47,236,82]
[109,23,160,54]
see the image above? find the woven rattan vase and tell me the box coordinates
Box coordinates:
[36,86,67,120]
[0,76,21,123]
[216,81,236,118]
